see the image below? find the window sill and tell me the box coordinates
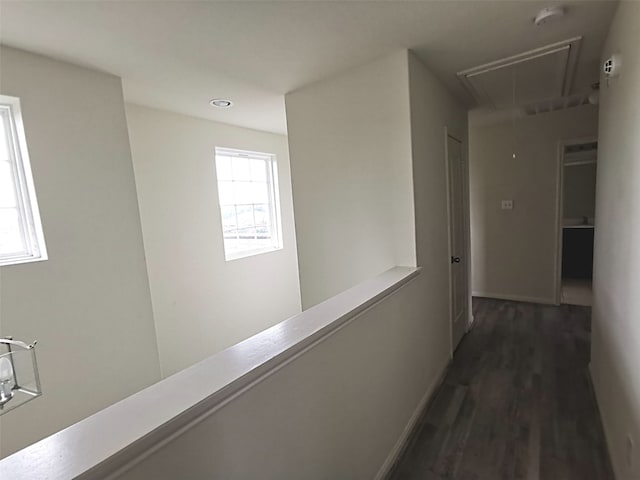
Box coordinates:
[0,253,48,268]
[224,245,282,262]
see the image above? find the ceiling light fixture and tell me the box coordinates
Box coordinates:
[210,99,233,108]
[533,6,565,26]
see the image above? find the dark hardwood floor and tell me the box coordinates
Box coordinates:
[389,298,614,480]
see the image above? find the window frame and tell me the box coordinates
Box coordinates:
[214,147,283,261]
[0,95,47,267]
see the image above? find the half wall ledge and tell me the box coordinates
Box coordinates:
[0,266,421,480]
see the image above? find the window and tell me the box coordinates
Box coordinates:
[215,147,282,260]
[0,95,47,266]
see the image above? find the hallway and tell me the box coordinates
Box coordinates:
[391,298,614,480]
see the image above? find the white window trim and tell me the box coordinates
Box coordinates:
[0,95,47,267]
[215,147,283,262]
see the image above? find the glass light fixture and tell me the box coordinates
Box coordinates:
[0,337,42,415]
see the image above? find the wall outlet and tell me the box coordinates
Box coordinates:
[627,434,635,469]
[501,200,514,210]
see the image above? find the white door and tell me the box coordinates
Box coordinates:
[447,135,468,351]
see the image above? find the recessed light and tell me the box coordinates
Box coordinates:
[210,99,233,108]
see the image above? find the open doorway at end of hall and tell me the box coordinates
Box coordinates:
[557,139,597,306]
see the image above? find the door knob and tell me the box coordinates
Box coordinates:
[451,256,461,264]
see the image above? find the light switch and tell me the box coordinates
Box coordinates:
[501,200,514,210]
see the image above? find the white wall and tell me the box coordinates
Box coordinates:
[115,271,449,480]
[590,3,640,478]
[126,104,301,376]
[0,49,470,480]
[469,105,598,304]
[177,50,466,478]
[0,47,160,457]
[285,51,416,309]
[408,52,469,347]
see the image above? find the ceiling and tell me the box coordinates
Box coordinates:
[0,0,618,134]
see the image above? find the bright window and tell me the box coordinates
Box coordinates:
[0,95,47,266]
[215,147,282,260]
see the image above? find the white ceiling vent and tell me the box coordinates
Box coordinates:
[457,37,582,109]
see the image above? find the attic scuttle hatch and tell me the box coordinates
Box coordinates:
[457,37,582,109]
[0,337,42,415]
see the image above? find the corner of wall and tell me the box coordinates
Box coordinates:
[285,50,417,307]
[590,2,640,478]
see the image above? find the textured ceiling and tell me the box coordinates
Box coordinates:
[0,1,618,134]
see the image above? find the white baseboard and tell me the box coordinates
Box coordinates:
[472,291,557,306]
[374,359,449,480]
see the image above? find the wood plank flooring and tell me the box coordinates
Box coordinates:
[389,298,614,480]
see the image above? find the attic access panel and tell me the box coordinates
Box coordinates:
[457,37,582,109]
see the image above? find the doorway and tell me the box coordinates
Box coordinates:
[556,139,597,306]
[447,133,469,352]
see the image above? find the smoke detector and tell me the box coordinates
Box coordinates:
[534,6,565,26]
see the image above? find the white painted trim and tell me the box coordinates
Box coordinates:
[462,135,473,331]
[214,146,283,262]
[565,159,597,167]
[444,129,470,356]
[374,357,450,480]
[472,291,556,305]
[457,37,582,108]
[554,136,598,305]
[444,127,454,358]
[0,95,48,266]
[0,267,421,480]
[554,140,565,305]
